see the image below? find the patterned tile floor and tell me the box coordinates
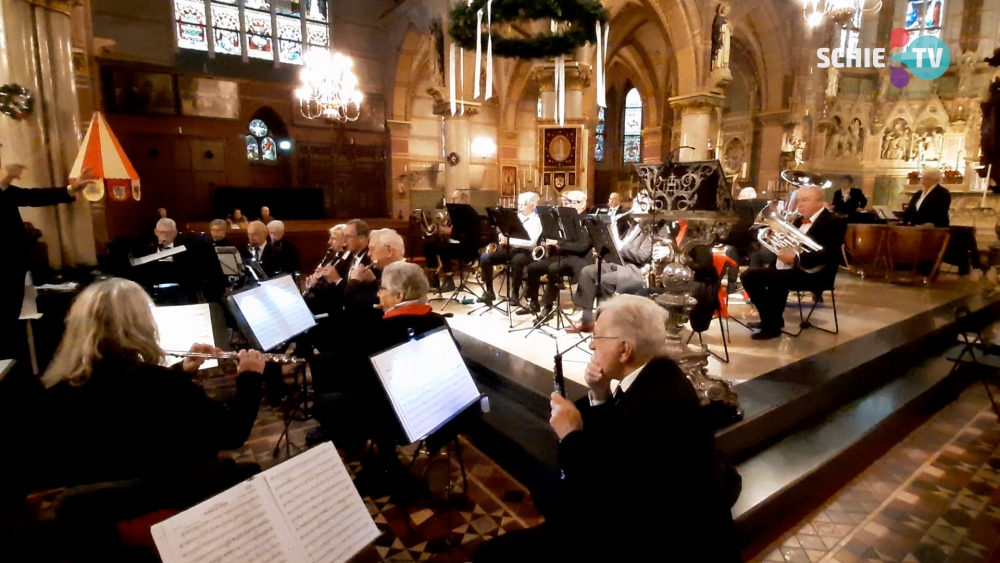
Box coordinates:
[752,383,1000,563]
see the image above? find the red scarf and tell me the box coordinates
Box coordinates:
[383,303,433,319]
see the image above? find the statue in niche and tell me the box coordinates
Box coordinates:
[722,138,745,174]
[711,3,731,72]
[824,117,850,159]
[880,119,915,161]
[916,127,945,161]
[847,118,865,159]
[826,66,840,99]
[427,20,446,88]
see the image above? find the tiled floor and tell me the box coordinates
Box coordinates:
[751,383,1000,563]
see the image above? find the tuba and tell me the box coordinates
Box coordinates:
[755,169,827,256]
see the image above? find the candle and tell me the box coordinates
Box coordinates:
[741,162,748,178]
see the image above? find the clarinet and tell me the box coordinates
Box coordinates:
[553,353,566,397]
[301,248,343,296]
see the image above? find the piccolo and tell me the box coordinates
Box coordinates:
[164,350,305,364]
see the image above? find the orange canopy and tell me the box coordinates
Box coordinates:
[69,112,140,202]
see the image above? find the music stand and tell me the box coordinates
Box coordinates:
[215,246,244,277]
[438,203,483,309]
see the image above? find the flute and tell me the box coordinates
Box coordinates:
[164,350,305,364]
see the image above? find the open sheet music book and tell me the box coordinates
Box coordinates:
[228,275,316,351]
[152,303,218,370]
[370,327,482,444]
[151,442,379,563]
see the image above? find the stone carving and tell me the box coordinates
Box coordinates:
[823,116,864,160]
[427,20,446,87]
[915,126,945,162]
[711,3,731,72]
[722,137,745,174]
[826,66,839,99]
[880,118,916,161]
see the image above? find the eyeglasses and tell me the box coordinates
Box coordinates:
[591,335,625,342]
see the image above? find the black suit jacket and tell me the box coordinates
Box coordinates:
[902,185,951,228]
[272,238,300,274]
[793,209,848,287]
[558,357,740,562]
[832,187,868,214]
[241,243,285,277]
[1,185,75,320]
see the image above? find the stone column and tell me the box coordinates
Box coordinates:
[642,126,664,164]
[0,0,95,269]
[387,119,411,220]
[757,111,791,196]
[434,102,478,199]
[669,93,725,162]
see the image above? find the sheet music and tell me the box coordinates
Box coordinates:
[263,443,380,563]
[231,276,317,351]
[152,478,300,563]
[131,245,187,267]
[262,277,316,338]
[370,329,481,443]
[152,304,218,370]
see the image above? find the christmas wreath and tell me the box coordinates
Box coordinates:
[0,84,33,121]
[449,0,609,60]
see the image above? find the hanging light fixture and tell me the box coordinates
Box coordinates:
[296,50,363,123]
[802,0,882,29]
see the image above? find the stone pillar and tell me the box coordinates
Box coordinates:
[757,111,791,196]
[434,102,479,198]
[642,126,664,164]
[0,0,95,269]
[669,93,725,162]
[387,119,411,220]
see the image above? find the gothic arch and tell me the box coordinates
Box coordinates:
[389,25,427,121]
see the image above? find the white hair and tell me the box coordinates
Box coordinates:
[519,191,539,206]
[267,220,285,234]
[370,228,405,256]
[156,218,176,231]
[738,187,757,200]
[596,295,668,360]
[562,190,586,204]
[382,261,430,302]
[329,224,347,236]
[921,167,943,181]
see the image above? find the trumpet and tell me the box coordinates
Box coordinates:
[164,350,305,364]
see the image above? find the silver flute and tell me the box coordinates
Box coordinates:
[164,350,304,364]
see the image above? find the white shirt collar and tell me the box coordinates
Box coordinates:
[618,362,648,395]
[386,299,422,312]
[808,207,824,223]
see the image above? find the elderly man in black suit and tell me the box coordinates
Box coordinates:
[832,174,868,215]
[741,185,848,340]
[242,220,285,277]
[902,167,951,228]
[474,295,740,562]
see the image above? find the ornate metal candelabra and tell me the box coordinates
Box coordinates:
[633,161,743,424]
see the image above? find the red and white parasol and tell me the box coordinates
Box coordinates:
[69,111,140,202]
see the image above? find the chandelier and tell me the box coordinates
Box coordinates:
[802,0,882,28]
[296,50,363,123]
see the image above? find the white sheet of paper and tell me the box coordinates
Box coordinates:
[263,443,380,563]
[151,478,300,563]
[131,245,187,266]
[232,276,316,351]
[152,303,218,370]
[370,329,481,443]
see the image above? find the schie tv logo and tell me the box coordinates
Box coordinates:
[816,28,950,89]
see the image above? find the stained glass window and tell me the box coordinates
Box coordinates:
[595,107,605,162]
[178,1,328,64]
[248,120,279,162]
[174,0,208,51]
[905,0,945,42]
[837,8,861,58]
[623,88,642,164]
[246,135,260,161]
[261,137,277,161]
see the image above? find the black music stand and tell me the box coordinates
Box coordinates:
[471,207,530,324]
[439,203,483,309]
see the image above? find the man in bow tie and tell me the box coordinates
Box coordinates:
[475,295,739,562]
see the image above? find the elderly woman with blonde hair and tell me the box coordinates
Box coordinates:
[35,278,266,489]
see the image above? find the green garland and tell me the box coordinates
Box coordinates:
[449,0,609,60]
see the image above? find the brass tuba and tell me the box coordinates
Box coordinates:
[755,169,827,256]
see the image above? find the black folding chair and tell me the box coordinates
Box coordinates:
[949,305,1000,418]
[782,285,839,337]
